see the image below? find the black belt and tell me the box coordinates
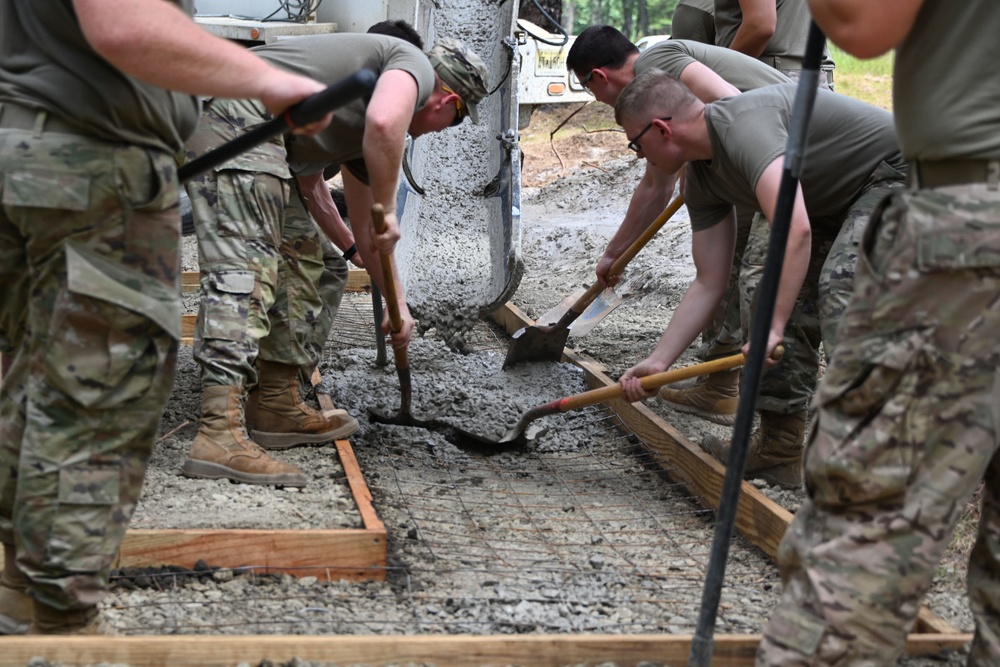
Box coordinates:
[909,159,1000,188]
[0,101,85,135]
[765,55,803,69]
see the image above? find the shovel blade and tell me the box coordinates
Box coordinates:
[502,323,570,369]
[443,423,529,454]
[367,406,442,429]
[503,287,587,369]
[568,287,624,337]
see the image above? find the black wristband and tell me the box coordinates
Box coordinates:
[342,244,358,261]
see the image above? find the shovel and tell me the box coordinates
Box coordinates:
[366,203,439,428]
[503,194,684,369]
[448,351,745,453]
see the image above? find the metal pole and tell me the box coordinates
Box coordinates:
[178,69,377,183]
[372,284,388,368]
[688,21,827,667]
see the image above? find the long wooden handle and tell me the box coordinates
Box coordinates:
[371,203,407,368]
[563,194,685,321]
[557,352,745,413]
[554,344,783,414]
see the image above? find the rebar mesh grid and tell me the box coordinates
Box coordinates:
[105,292,782,636]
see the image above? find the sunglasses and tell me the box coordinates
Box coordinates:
[442,84,467,126]
[627,116,671,153]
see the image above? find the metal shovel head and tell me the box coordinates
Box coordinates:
[503,323,570,368]
[568,287,624,337]
[502,287,588,369]
[442,422,533,454]
[367,405,442,429]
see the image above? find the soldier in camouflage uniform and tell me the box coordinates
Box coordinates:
[616,74,906,488]
[629,0,836,444]
[181,34,489,487]
[0,0,328,637]
[758,0,1000,663]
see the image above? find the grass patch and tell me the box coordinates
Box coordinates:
[830,44,893,111]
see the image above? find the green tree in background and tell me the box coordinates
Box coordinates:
[562,0,678,39]
[519,0,564,29]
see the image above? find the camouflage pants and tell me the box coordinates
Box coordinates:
[0,119,180,611]
[757,180,1000,666]
[694,205,754,361]
[739,160,905,414]
[186,102,347,389]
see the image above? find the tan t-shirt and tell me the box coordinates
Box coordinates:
[685,84,904,232]
[0,0,200,152]
[636,39,790,92]
[252,34,436,177]
[894,0,1000,160]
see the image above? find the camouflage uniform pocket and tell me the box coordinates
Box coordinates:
[201,270,257,342]
[807,329,932,501]
[916,223,1000,271]
[44,245,178,409]
[47,463,121,571]
[906,186,1000,272]
[116,147,177,213]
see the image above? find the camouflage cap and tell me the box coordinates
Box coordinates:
[428,37,489,124]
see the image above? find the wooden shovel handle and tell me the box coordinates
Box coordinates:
[371,203,407,367]
[555,345,783,414]
[566,194,685,318]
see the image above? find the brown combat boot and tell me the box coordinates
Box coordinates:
[658,367,741,425]
[700,409,807,489]
[245,360,358,449]
[28,600,110,635]
[182,384,308,487]
[0,545,31,635]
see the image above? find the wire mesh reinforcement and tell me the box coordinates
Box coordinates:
[105,292,782,636]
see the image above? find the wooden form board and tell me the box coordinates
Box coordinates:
[181,269,370,345]
[182,269,370,294]
[489,301,963,638]
[114,439,386,582]
[0,633,971,667]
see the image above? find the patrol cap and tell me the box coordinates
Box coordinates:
[428,37,489,124]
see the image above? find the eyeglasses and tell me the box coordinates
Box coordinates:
[578,58,614,88]
[442,84,467,126]
[627,116,671,153]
